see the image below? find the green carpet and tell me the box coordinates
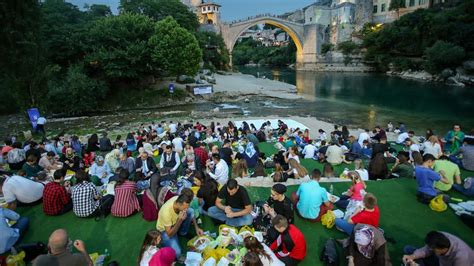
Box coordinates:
[14,142,474,265]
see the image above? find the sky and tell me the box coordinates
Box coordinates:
[68,0,316,21]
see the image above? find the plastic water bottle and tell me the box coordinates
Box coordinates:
[330,184,334,194]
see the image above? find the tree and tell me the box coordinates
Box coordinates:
[149,17,202,77]
[84,13,157,83]
[86,4,112,18]
[195,31,230,70]
[424,41,465,73]
[120,0,199,32]
[389,0,406,19]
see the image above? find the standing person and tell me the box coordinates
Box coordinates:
[33,229,93,266]
[444,124,465,154]
[36,116,47,136]
[42,169,72,216]
[269,215,307,266]
[111,169,140,217]
[345,224,391,266]
[207,179,253,227]
[206,153,229,186]
[334,193,380,235]
[403,231,474,266]
[0,207,29,254]
[292,169,332,222]
[415,154,450,204]
[99,132,112,152]
[434,155,462,192]
[138,230,161,266]
[156,192,203,258]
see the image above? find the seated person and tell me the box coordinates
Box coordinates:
[269,215,307,266]
[206,153,229,186]
[232,154,249,178]
[104,149,120,172]
[71,170,113,218]
[99,132,112,152]
[449,135,474,171]
[285,159,308,179]
[22,155,43,179]
[322,163,335,178]
[208,179,253,227]
[434,155,461,192]
[88,156,113,185]
[325,142,345,165]
[390,151,414,179]
[443,124,464,154]
[345,224,390,266]
[263,184,294,244]
[242,142,259,168]
[159,145,180,177]
[302,140,317,159]
[335,193,380,235]
[181,154,202,176]
[360,140,372,159]
[39,151,62,171]
[60,148,81,172]
[33,229,93,266]
[368,153,389,180]
[119,153,135,174]
[195,171,219,215]
[135,151,158,180]
[7,142,26,170]
[243,235,284,266]
[111,169,141,217]
[156,191,203,258]
[292,169,332,222]
[415,154,450,204]
[452,177,474,197]
[0,173,44,210]
[403,231,474,266]
[0,207,29,254]
[42,169,72,216]
[345,135,362,161]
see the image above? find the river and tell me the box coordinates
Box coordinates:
[237,66,474,135]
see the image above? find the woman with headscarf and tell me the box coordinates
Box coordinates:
[89,156,113,185]
[263,184,295,244]
[60,147,81,172]
[105,149,121,172]
[345,224,391,266]
[242,142,259,168]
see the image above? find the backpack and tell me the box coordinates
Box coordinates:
[320,238,338,266]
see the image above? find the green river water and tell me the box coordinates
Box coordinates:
[237,66,474,134]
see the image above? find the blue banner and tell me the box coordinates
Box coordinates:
[27,108,40,129]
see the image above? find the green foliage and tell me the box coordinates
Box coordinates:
[424,41,465,74]
[337,41,359,55]
[321,43,334,55]
[392,57,422,71]
[86,4,112,18]
[156,87,186,99]
[149,17,202,77]
[84,13,157,83]
[195,31,230,71]
[232,38,296,66]
[47,65,108,115]
[389,0,406,18]
[120,0,199,32]
[362,0,473,73]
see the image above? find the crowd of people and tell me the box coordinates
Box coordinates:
[0,119,473,265]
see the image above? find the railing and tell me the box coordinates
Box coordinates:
[228,13,294,26]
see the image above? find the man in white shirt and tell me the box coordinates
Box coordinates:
[171,135,184,155]
[302,140,317,159]
[206,153,228,186]
[0,175,44,210]
[358,129,371,146]
[397,131,415,144]
[36,116,47,135]
[168,121,177,134]
[325,143,345,165]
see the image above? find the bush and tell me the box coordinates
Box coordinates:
[337,41,359,55]
[321,43,334,55]
[156,87,186,100]
[47,65,108,115]
[392,57,421,71]
[424,41,465,74]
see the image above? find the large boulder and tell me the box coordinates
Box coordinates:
[462,60,474,72]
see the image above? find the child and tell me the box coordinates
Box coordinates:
[138,229,161,266]
[335,171,367,219]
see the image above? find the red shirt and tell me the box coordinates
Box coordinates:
[351,206,380,227]
[111,181,140,217]
[43,182,71,215]
[194,147,208,167]
[270,224,307,261]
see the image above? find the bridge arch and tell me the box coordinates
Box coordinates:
[221,16,305,68]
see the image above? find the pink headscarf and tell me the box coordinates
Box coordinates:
[149,247,176,266]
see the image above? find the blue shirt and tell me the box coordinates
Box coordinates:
[350,141,362,155]
[296,180,328,219]
[415,166,441,196]
[0,208,20,253]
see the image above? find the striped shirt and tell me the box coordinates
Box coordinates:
[111,181,140,217]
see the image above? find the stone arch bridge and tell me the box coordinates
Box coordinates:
[220,15,322,70]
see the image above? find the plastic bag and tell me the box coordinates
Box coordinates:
[430,195,447,212]
[321,210,336,229]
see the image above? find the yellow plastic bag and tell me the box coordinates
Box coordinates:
[187,235,213,252]
[6,251,25,266]
[321,210,336,229]
[430,195,447,212]
[153,150,159,157]
[219,224,238,236]
[202,246,230,261]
